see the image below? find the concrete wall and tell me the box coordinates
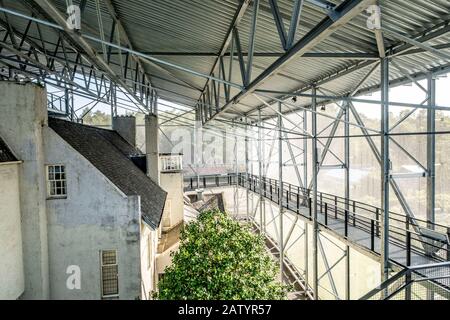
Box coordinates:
[0,82,50,299]
[160,172,184,230]
[0,162,24,299]
[43,127,143,299]
[140,224,158,299]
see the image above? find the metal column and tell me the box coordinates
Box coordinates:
[380,57,390,282]
[245,117,250,221]
[303,108,309,292]
[194,107,202,192]
[312,86,319,299]
[223,129,227,166]
[278,101,284,283]
[426,73,436,300]
[65,88,70,118]
[344,100,350,300]
[427,73,436,230]
[258,108,264,233]
[233,121,239,217]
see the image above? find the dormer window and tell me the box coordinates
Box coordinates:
[46,165,67,198]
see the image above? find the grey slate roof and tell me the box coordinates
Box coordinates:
[0,137,17,163]
[48,117,166,229]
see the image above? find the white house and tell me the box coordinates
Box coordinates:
[0,81,167,300]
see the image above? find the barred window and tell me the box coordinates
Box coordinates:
[46,165,66,198]
[101,250,119,298]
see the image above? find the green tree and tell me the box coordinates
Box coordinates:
[81,108,111,126]
[156,210,288,300]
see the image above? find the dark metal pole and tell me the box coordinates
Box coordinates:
[426,73,436,231]
[278,101,284,283]
[345,99,350,300]
[381,57,390,283]
[312,85,319,299]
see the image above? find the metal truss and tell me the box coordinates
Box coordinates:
[197,0,375,124]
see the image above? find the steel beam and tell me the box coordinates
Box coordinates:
[195,0,250,113]
[246,0,259,86]
[28,0,148,110]
[207,0,374,123]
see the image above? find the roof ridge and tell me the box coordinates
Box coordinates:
[49,117,114,133]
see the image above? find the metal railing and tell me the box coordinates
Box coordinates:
[360,261,450,300]
[160,154,183,172]
[47,92,68,113]
[184,173,450,266]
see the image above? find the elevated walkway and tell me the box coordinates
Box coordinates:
[184,173,450,298]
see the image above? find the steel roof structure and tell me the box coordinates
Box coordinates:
[1,0,450,300]
[0,0,449,123]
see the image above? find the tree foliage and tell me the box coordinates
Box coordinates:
[156,210,288,300]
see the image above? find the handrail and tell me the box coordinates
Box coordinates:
[184,173,450,264]
[184,172,450,232]
[359,261,450,300]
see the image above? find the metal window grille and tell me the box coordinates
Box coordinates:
[101,250,119,298]
[46,165,67,198]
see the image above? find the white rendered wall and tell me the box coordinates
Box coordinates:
[0,163,24,299]
[160,172,184,230]
[44,127,143,299]
[0,82,50,299]
[140,224,159,299]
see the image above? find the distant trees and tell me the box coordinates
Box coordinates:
[156,210,288,300]
[81,108,111,126]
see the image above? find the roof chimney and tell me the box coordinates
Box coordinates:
[112,115,136,147]
[145,114,160,184]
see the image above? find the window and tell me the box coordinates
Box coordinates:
[100,250,119,298]
[46,165,67,198]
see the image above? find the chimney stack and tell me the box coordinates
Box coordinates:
[145,114,160,184]
[112,115,136,147]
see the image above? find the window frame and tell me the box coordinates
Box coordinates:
[100,249,119,299]
[46,164,67,199]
